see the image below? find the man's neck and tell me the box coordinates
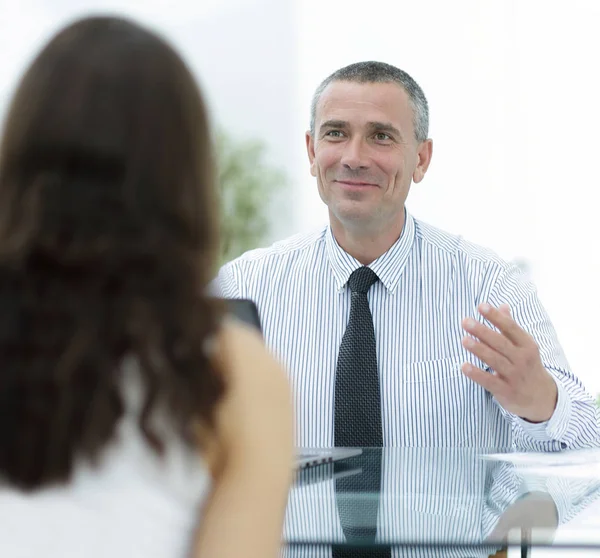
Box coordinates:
[330,212,405,266]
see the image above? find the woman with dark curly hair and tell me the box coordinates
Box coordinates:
[0,15,293,558]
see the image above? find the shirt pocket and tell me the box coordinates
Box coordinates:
[404,357,464,383]
[400,357,476,446]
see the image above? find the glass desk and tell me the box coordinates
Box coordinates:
[283,448,600,556]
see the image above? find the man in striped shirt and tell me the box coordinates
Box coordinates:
[216,61,600,451]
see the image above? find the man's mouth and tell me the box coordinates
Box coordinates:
[335,180,378,188]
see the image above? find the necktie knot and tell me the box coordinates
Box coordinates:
[347,266,379,294]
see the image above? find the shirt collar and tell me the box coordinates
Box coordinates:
[325,209,416,294]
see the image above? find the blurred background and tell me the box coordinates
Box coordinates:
[0,0,598,396]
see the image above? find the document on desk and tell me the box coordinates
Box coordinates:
[481,448,600,478]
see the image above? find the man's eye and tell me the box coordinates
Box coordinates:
[375,132,391,141]
[325,130,344,138]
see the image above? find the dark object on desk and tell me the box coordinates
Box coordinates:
[296,448,363,469]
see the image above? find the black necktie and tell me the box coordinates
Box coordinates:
[334,266,382,447]
[333,267,390,557]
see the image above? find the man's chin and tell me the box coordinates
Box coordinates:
[331,205,378,229]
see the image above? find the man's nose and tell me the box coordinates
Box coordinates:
[340,138,369,171]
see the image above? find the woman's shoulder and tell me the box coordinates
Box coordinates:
[203,319,293,470]
[212,319,288,389]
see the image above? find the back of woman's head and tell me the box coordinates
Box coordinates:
[0,16,225,489]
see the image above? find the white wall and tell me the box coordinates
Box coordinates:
[0,0,299,239]
[294,0,600,393]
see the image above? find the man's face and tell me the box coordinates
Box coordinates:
[306,81,432,234]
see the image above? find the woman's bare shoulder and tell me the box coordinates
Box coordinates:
[208,319,293,463]
[214,319,287,389]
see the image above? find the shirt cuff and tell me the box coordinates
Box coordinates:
[514,374,571,444]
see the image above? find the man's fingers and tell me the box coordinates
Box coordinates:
[461,336,512,374]
[499,304,511,316]
[461,362,504,395]
[478,303,529,347]
[462,317,515,362]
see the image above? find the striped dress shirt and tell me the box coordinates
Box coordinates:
[215,210,600,451]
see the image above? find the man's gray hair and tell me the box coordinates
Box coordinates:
[309,61,429,143]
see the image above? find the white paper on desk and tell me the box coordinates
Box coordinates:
[519,463,600,479]
[481,448,600,467]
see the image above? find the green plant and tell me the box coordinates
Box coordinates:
[216,130,286,266]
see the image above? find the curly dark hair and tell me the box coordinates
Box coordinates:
[0,16,226,489]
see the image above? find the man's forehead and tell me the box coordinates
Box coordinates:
[316,80,411,127]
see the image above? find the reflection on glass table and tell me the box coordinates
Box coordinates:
[283,448,600,557]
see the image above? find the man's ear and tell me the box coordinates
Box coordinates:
[413,139,433,183]
[306,131,317,177]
